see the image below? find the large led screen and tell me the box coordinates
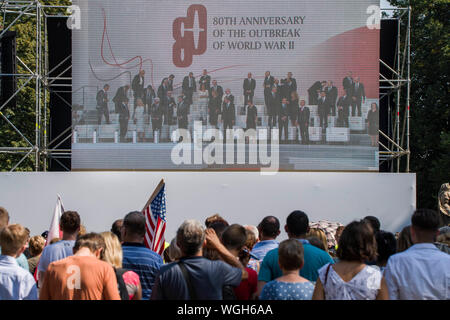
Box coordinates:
[72,0,380,172]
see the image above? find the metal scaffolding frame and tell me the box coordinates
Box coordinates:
[0,1,412,172]
[378,7,412,173]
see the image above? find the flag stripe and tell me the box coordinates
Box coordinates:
[142,182,167,257]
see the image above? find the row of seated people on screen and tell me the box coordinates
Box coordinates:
[113,94,379,145]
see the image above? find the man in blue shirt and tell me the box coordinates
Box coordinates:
[257,210,334,296]
[121,211,163,300]
[38,211,80,287]
[0,206,29,271]
[251,216,280,261]
[0,224,38,300]
[384,209,450,299]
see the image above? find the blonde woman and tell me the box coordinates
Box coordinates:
[27,235,46,275]
[307,228,329,253]
[101,232,142,300]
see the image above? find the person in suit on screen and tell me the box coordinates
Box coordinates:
[208,89,221,128]
[222,96,235,141]
[246,100,257,131]
[308,81,322,105]
[96,84,110,125]
[113,85,130,114]
[243,72,256,106]
[289,91,300,127]
[167,74,175,92]
[278,98,290,142]
[366,102,379,147]
[143,85,156,115]
[199,69,211,92]
[318,91,329,131]
[176,95,189,130]
[158,78,169,104]
[326,81,338,116]
[182,72,196,105]
[281,72,297,102]
[268,86,280,129]
[118,97,130,142]
[297,99,310,145]
[342,71,354,98]
[150,98,164,140]
[352,77,365,117]
[132,70,145,105]
[209,79,223,101]
[336,91,351,128]
[164,91,176,125]
[224,88,234,104]
[263,71,275,114]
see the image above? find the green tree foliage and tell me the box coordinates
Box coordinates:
[0,0,70,171]
[388,0,450,209]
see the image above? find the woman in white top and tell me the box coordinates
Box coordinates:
[133,98,146,142]
[312,220,389,300]
[197,83,209,123]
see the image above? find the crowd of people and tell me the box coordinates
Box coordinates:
[1,205,448,300]
[92,69,378,144]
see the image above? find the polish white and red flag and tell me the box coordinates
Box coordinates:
[34,195,65,282]
[142,179,167,255]
[46,194,64,245]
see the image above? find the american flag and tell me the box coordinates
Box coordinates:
[142,179,167,255]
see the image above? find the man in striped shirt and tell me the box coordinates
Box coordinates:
[121,212,163,300]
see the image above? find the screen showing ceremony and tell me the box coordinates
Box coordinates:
[71,0,380,172]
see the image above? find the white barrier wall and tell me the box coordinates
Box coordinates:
[0,172,416,240]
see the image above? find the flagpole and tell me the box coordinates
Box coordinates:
[142,179,165,212]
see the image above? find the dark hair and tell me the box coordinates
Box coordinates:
[411,209,440,231]
[363,216,381,233]
[204,214,229,228]
[278,239,304,271]
[337,220,377,262]
[209,221,229,239]
[111,219,123,242]
[397,225,413,252]
[104,84,109,89]
[59,211,81,234]
[73,233,106,257]
[307,236,326,251]
[286,210,309,237]
[375,231,397,264]
[123,211,145,237]
[221,224,247,251]
[258,216,280,238]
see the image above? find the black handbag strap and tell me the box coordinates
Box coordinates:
[323,263,332,300]
[178,262,197,300]
[324,263,332,286]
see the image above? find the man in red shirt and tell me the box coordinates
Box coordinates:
[221,224,258,300]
